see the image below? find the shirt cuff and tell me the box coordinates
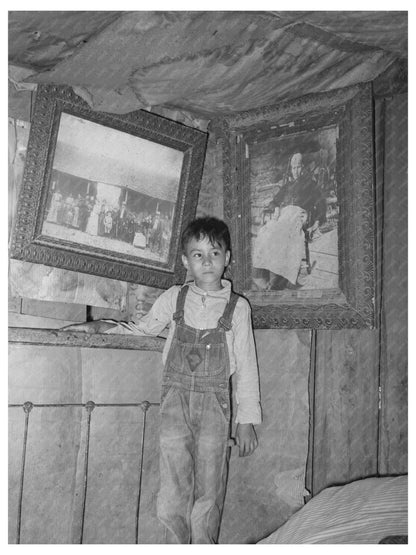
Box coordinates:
[235,400,262,425]
[101,320,135,334]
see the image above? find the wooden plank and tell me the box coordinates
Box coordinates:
[304,329,316,499]
[221,329,311,543]
[311,329,379,495]
[8,327,165,352]
[8,313,79,329]
[378,94,408,474]
[21,298,87,322]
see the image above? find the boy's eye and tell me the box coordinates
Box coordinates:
[193,253,201,258]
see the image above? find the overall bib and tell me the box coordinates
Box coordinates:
[156,285,238,543]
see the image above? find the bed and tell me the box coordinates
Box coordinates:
[258,475,408,544]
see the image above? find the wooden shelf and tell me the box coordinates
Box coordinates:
[8,327,165,351]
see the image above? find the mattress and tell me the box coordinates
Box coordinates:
[258,475,408,544]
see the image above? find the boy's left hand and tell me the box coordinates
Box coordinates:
[235,423,258,457]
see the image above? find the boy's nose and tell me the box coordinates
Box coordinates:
[202,256,212,265]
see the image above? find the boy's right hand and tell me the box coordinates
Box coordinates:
[60,321,115,334]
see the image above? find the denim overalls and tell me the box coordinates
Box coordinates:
[157,285,239,544]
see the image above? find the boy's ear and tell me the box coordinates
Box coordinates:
[181,254,189,270]
[225,250,231,267]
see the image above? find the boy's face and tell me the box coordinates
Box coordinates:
[182,236,230,291]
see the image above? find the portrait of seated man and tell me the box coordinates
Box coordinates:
[253,152,327,290]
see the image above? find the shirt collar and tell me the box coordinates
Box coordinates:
[185,279,231,299]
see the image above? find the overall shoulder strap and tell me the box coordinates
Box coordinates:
[217,291,239,331]
[172,285,188,322]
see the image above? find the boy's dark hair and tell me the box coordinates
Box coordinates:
[181,216,231,253]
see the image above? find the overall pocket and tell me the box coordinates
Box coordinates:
[204,343,226,375]
[169,342,226,376]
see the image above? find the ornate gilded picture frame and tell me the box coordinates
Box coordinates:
[10,85,207,289]
[220,84,376,329]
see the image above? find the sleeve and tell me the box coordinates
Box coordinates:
[232,298,262,425]
[102,286,179,337]
[270,180,287,208]
[313,191,327,224]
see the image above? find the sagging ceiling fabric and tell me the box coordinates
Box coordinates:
[8,11,408,117]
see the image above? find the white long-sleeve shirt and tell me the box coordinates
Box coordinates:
[104,279,262,425]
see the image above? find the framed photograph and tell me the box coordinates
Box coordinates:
[220,84,376,329]
[10,85,207,289]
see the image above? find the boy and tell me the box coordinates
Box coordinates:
[63,216,261,543]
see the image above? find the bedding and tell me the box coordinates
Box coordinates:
[258,475,407,544]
